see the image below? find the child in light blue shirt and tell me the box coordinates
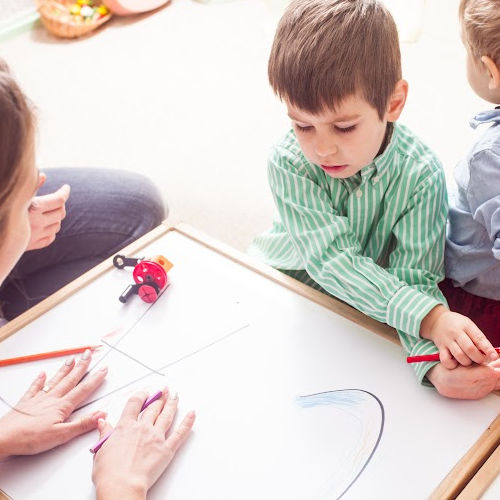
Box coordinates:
[442,0,500,345]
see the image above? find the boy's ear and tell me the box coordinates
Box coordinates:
[386,79,408,122]
[480,56,500,90]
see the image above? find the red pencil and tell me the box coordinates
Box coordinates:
[406,353,441,363]
[0,345,102,367]
[407,347,500,363]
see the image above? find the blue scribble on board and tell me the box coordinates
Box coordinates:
[296,389,385,499]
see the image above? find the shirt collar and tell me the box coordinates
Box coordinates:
[361,122,398,183]
[340,123,397,188]
[469,107,500,129]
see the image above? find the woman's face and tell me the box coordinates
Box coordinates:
[0,141,38,286]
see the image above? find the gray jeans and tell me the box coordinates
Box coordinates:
[0,167,165,319]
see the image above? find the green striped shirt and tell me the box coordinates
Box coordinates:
[250,123,448,384]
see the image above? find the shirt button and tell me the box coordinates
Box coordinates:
[356,189,362,198]
[373,175,380,183]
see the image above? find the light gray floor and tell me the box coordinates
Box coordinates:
[0,0,490,251]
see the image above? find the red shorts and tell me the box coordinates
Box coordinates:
[439,278,500,346]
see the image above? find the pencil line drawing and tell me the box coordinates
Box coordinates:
[297,389,384,499]
[77,322,251,411]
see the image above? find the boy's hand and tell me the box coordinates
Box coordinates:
[27,173,71,251]
[420,305,499,369]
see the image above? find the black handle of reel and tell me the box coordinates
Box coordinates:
[113,254,144,270]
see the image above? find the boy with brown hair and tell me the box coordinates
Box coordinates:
[443,0,500,346]
[251,0,500,399]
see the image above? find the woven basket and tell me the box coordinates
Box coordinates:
[36,0,112,39]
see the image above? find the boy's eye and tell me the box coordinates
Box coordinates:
[335,125,356,134]
[295,124,313,133]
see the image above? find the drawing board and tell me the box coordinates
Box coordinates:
[1,224,500,499]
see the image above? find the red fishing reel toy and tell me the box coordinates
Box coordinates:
[113,254,173,304]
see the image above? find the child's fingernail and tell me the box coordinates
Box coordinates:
[170,391,178,400]
[65,356,75,366]
[82,349,91,360]
[98,366,108,373]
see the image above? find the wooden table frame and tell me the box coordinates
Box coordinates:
[1,221,499,499]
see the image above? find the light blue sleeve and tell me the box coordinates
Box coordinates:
[467,149,500,259]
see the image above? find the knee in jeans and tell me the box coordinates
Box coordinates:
[128,173,167,233]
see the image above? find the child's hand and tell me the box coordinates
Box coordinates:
[27,173,70,251]
[0,350,107,459]
[421,305,499,369]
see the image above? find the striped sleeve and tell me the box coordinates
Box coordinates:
[386,167,448,382]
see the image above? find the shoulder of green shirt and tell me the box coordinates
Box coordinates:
[392,123,444,178]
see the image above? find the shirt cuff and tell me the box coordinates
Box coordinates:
[386,285,441,337]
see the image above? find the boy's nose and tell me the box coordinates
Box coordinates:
[315,136,338,158]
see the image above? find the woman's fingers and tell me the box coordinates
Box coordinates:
[43,357,76,392]
[165,411,196,453]
[119,391,150,423]
[155,392,179,434]
[50,350,93,396]
[19,371,47,401]
[37,171,47,189]
[140,389,168,425]
[64,366,108,408]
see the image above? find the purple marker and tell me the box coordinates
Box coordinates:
[89,390,163,454]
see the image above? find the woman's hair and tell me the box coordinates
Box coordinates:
[0,59,35,239]
[459,0,500,66]
[268,0,401,119]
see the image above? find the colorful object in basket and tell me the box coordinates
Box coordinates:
[103,0,171,16]
[67,0,109,22]
[36,0,112,38]
[113,254,173,304]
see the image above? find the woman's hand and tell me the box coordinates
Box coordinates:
[0,350,107,459]
[92,389,195,500]
[27,172,70,251]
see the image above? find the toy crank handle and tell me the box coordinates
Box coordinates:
[113,254,144,269]
[119,283,141,303]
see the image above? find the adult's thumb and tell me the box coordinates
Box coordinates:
[97,417,114,439]
[58,184,71,201]
[61,410,107,442]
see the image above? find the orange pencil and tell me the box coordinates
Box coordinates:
[0,345,103,367]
